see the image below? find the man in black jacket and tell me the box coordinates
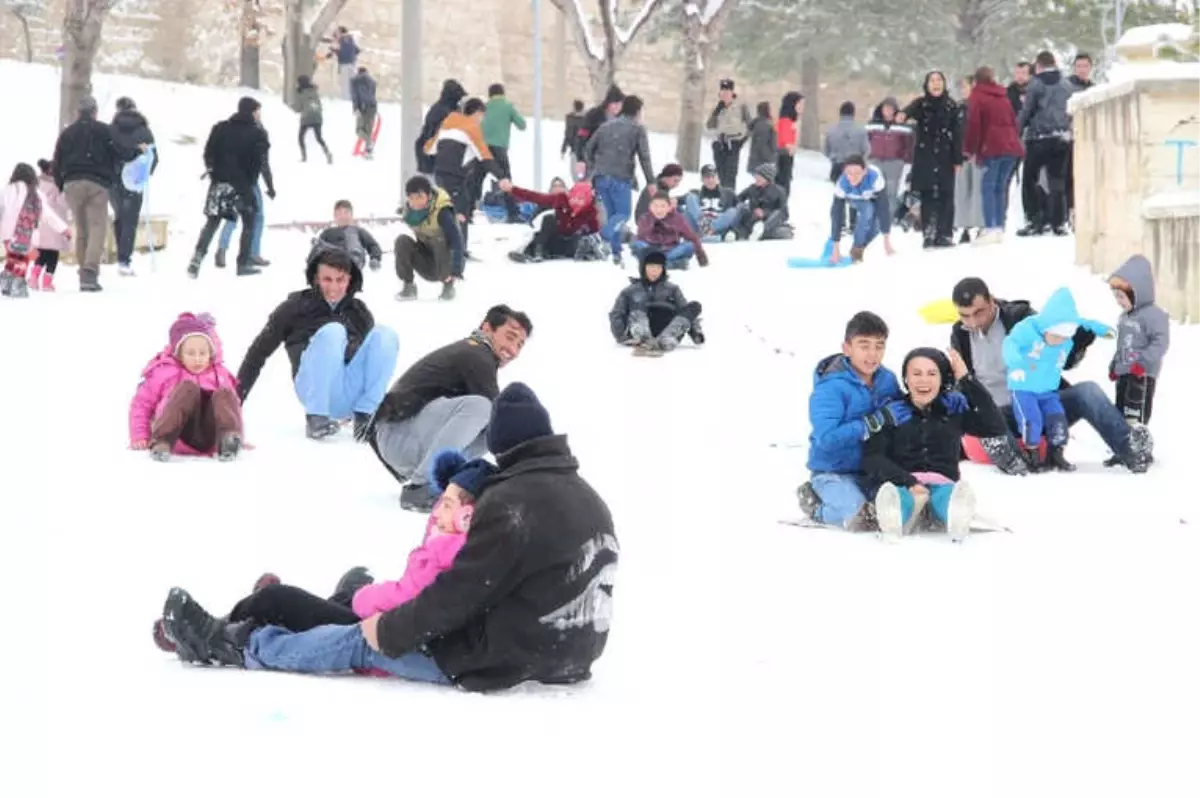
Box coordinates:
[949,277,1153,473]
[236,247,399,440]
[572,86,624,177]
[368,304,532,511]
[52,95,142,292]
[189,97,274,277]
[415,78,466,176]
[1006,61,1033,223]
[561,99,585,161]
[108,97,158,276]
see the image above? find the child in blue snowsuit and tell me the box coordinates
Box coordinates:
[797,311,906,528]
[829,155,894,264]
[1003,286,1112,471]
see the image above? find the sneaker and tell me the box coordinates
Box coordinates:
[214,249,226,269]
[796,481,821,520]
[250,256,271,266]
[874,483,905,542]
[395,281,417,301]
[1016,224,1045,237]
[400,482,436,512]
[748,221,766,241]
[723,230,738,243]
[118,262,136,277]
[236,264,262,276]
[944,481,977,543]
[305,415,341,440]
[187,254,202,279]
[217,433,242,462]
[439,281,456,301]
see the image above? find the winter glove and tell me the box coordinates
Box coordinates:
[939,391,969,415]
[266,186,277,200]
[1129,362,1147,378]
[864,401,912,437]
[368,257,381,271]
[688,328,706,345]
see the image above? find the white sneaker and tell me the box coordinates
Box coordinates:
[118,262,136,276]
[874,483,905,543]
[749,221,766,241]
[723,230,738,243]
[944,481,977,543]
[972,229,1000,246]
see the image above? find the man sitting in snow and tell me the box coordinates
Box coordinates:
[829,155,896,263]
[729,163,791,241]
[682,164,740,241]
[608,251,705,356]
[632,190,709,270]
[313,199,383,272]
[949,277,1154,473]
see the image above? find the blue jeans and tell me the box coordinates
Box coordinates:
[1002,381,1131,454]
[245,623,452,684]
[1012,389,1067,447]
[630,239,695,266]
[683,196,741,241]
[219,185,264,257]
[892,483,955,526]
[850,200,879,248]
[981,156,1017,229]
[294,324,400,418]
[810,472,868,526]
[594,175,632,256]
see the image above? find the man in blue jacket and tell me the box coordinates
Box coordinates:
[797,311,906,528]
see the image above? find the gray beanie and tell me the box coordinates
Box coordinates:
[754,162,778,182]
[78,95,99,116]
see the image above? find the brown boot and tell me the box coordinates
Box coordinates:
[149,381,204,456]
[849,246,865,263]
[211,387,244,461]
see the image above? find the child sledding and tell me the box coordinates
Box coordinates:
[608,251,705,356]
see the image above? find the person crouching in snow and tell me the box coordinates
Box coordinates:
[155,450,495,682]
[830,155,896,264]
[631,190,709,270]
[129,313,244,462]
[1003,286,1113,472]
[609,250,705,356]
[729,162,790,241]
[1107,254,1170,436]
[501,178,602,262]
[314,199,383,272]
[1,162,70,298]
[863,347,1008,541]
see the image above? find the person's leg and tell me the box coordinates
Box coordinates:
[64,182,88,268]
[1043,140,1069,230]
[229,584,359,630]
[777,152,794,197]
[607,179,632,257]
[235,201,256,269]
[919,189,936,241]
[298,123,309,161]
[724,139,744,189]
[83,182,109,273]
[251,185,265,257]
[1039,391,1068,446]
[175,389,218,453]
[193,215,222,258]
[925,484,955,525]
[980,157,1000,230]
[936,185,955,241]
[852,201,877,248]
[711,206,741,236]
[683,194,702,231]
[313,123,331,161]
[371,395,494,485]
[341,326,401,415]
[204,386,244,444]
[244,622,448,684]
[217,214,237,254]
[1011,390,1044,448]
[810,473,868,527]
[760,208,788,239]
[149,381,205,450]
[654,301,701,350]
[664,241,695,263]
[1058,381,1131,454]
[1020,152,1039,227]
[294,323,351,418]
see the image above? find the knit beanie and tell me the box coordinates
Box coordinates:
[901,347,953,393]
[486,382,553,455]
[429,449,496,499]
[754,162,778,182]
[169,313,216,356]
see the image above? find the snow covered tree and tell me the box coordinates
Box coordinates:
[59,0,114,130]
[281,0,348,109]
[549,0,667,101]
[673,0,740,170]
[6,0,44,63]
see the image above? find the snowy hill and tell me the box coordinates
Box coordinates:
[1,61,1197,798]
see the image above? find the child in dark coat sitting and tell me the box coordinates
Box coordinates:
[608,251,704,356]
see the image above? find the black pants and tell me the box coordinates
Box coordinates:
[195,204,255,268]
[734,207,787,240]
[491,146,513,180]
[1023,138,1069,228]
[436,172,472,250]
[228,584,359,630]
[525,215,580,258]
[712,138,745,190]
[919,186,955,241]
[109,184,144,265]
[1065,142,1076,219]
[395,235,451,283]
[776,152,794,198]
[299,122,330,161]
[35,248,60,275]
[1115,375,1156,424]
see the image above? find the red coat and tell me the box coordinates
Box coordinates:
[963,80,1024,160]
[510,185,600,236]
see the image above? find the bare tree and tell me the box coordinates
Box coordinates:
[550,0,665,100]
[240,0,263,88]
[674,0,739,170]
[281,0,348,109]
[59,0,113,130]
[7,0,42,63]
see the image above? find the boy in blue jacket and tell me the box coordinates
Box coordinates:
[797,311,906,528]
[1003,286,1112,471]
[829,155,896,264]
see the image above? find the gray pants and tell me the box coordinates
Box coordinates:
[876,159,906,218]
[373,396,491,485]
[64,179,110,276]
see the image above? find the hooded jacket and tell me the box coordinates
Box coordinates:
[866,99,914,163]
[963,79,1024,160]
[510,183,600,236]
[608,258,691,342]
[416,79,467,173]
[235,257,373,400]
[806,354,903,474]
[203,111,270,196]
[1017,69,1073,140]
[1002,287,1112,394]
[1109,255,1170,378]
[110,108,159,176]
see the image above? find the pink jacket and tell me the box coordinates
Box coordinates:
[0,182,69,250]
[352,517,468,618]
[128,320,241,454]
[35,175,72,251]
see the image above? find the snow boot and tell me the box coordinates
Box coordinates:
[1118,424,1154,473]
[305,414,341,440]
[400,482,436,513]
[873,483,906,542]
[959,229,971,245]
[149,441,172,462]
[27,264,42,288]
[1016,223,1046,237]
[1044,445,1076,472]
[1019,446,1043,473]
[216,432,242,462]
[330,566,374,607]
[214,249,226,269]
[161,587,252,667]
[187,253,202,279]
[5,275,28,298]
[39,270,55,291]
[944,481,977,543]
[395,281,417,301]
[438,281,456,301]
[796,481,821,520]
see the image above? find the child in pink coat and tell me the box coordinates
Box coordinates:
[1,162,69,298]
[29,159,72,292]
[129,312,245,462]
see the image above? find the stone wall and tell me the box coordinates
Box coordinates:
[0,0,902,133]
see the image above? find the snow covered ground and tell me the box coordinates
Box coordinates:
[1,62,1197,797]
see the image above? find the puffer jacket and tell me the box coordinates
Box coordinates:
[1109,255,1170,378]
[34,175,72,251]
[352,518,469,617]
[806,354,903,474]
[297,84,323,126]
[608,266,690,342]
[1018,69,1073,140]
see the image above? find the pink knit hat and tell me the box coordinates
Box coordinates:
[168,312,216,355]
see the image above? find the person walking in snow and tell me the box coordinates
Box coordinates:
[897,71,961,248]
[962,66,1024,245]
[1016,51,1074,237]
[26,159,72,292]
[394,176,465,301]
[866,98,913,219]
[235,246,399,441]
[108,96,158,276]
[214,117,276,271]
[746,102,777,176]
[829,156,895,264]
[0,163,70,298]
[415,78,467,177]
[707,78,751,190]
[52,95,143,292]
[128,312,244,463]
[1106,255,1170,434]
[573,86,625,180]
[350,67,379,158]
[189,97,273,277]
[481,83,526,217]
[365,304,532,512]
[584,95,655,266]
[295,75,333,164]
[953,77,985,243]
[609,250,705,357]
[775,91,804,197]
[562,99,586,161]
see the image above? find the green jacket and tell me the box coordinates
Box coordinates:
[481,96,526,149]
[297,86,323,126]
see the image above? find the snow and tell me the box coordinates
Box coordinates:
[1071,58,1200,112]
[2,59,1199,797]
[612,0,660,46]
[1142,189,1200,218]
[1116,22,1198,50]
[568,0,607,62]
[683,0,730,26]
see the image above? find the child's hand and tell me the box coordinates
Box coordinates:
[130,440,149,450]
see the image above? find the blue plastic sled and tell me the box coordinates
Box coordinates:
[122,145,155,193]
[787,238,852,269]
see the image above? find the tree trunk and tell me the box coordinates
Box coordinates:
[240,0,261,88]
[554,6,567,111]
[800,55,821,151]
[59,2,111,131]
[675,37,705,170]
[282,0,348,109]
[15,12,33,62]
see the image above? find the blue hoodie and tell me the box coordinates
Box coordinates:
[807,354,902,473]
[1003,287,1112,394]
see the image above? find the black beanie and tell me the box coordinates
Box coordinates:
[487,382,553,455]
[901,347,953,393]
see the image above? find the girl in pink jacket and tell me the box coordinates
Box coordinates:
[129,312,245,462]
[28,160,72,292]
[1,162,69,298]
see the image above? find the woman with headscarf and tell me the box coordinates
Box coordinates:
[953,76,985,243]
[898,71,962,248]
[865,97,913,219]
[775,91,803,198]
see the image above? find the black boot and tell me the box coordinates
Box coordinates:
[161,588,255,667]
[1016,223,1046,237]
[329,566,375,607]
[352,412,373,442]
[796,481,821,520]
[306,415,341,440]
[1045,445,1076,472]
[1020,446,1043,473]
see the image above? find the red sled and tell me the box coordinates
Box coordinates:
[353,114,382,157]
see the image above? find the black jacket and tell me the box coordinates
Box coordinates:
[110,109,159,176]
[204,112,270,196]
[350,71,378,112]
[376,434,619,692]
[415,80,466,174]
[562,111,584,157]
[902,92,962,192]
[1006,82,1026,118]
[736,181,787,214]
[949,298,1095,386]
[52,116,135,190]
[316,224,382,269]
[374,333,501,425]
[235,259,372,400]
[863,376,1007,488]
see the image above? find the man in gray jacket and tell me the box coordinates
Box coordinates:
[825,101,871,231]
[1017,50,1075,237]
[706,78,751,189]
[584,95,655,266]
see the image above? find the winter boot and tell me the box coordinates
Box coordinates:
[1016,223,1046,237]
[253,573,282,593]
[161,587,253,667]
[79,268,103,292]
[400,482,436,513]
[329,566,374,607]
[439,280,456,301]
[796,481,821,520]
[1044,445,1076,472]
[187,253,202,279]
[27,264,42,289]
[149,441,172,462]
[306,415,341,440]
[236,263,262,276]
[944,481,977,543]
[217,433,242,462]
[849,246,865,263]
[1118,424,1154,473]
[5,275,28,298]
[395,281,417,301]
[214,249,226,269]
[352,411,373,442]
[250,255,270,267]
[39,270,54,292]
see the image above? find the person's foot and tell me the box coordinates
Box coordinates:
[4,275,29,298]
[933,237,955,248]
[1016,223,1045,237]
[1118,423,1154,473]
[748,221,766,241]
[1051,226,1069,237]
[395,281,417,301]
[214,249,226,269]
[118,262,136,277]
[795,481,821,520]
[849,246,865,263]
[187,254,202,279]
[1020,446,1043,473]
[236,264,262,276]
[1045,445,1076,472]
[611,252,623,268]
[79,270,103,292]
[723,230,738,243]
[330,566,374,605]
[250,256,271,266]
[959,229,971,244]
[217,433,242,461]
[400,482,436,512]
[150,441,171,462]
[152,618,177,654]
[507,251,531,263]
[874,482,905,542]
[439,280,456,301]
[161,588,251,667]
[945,481,977,543]
[305,415,341,440]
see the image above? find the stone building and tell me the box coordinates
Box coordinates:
[0,0,897,133]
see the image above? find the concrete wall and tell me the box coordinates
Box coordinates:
[1142,204,1200,323]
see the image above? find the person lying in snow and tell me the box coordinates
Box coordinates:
[608,250,705,356]
[155,449,496,683]
[312,198,382,272]
[862,347,1007,541]
[500,178,603,262]
[631,190,709,269]
[129,312,244,462]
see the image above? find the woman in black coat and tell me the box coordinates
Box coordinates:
[899,71,962,248]
[862,347,1007,540]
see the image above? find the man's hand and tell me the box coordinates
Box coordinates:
[360,614,381,652]
[498,179,513,192]
[947,347,968,380]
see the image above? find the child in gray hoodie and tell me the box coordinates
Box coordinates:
[1107,254,1170,429]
